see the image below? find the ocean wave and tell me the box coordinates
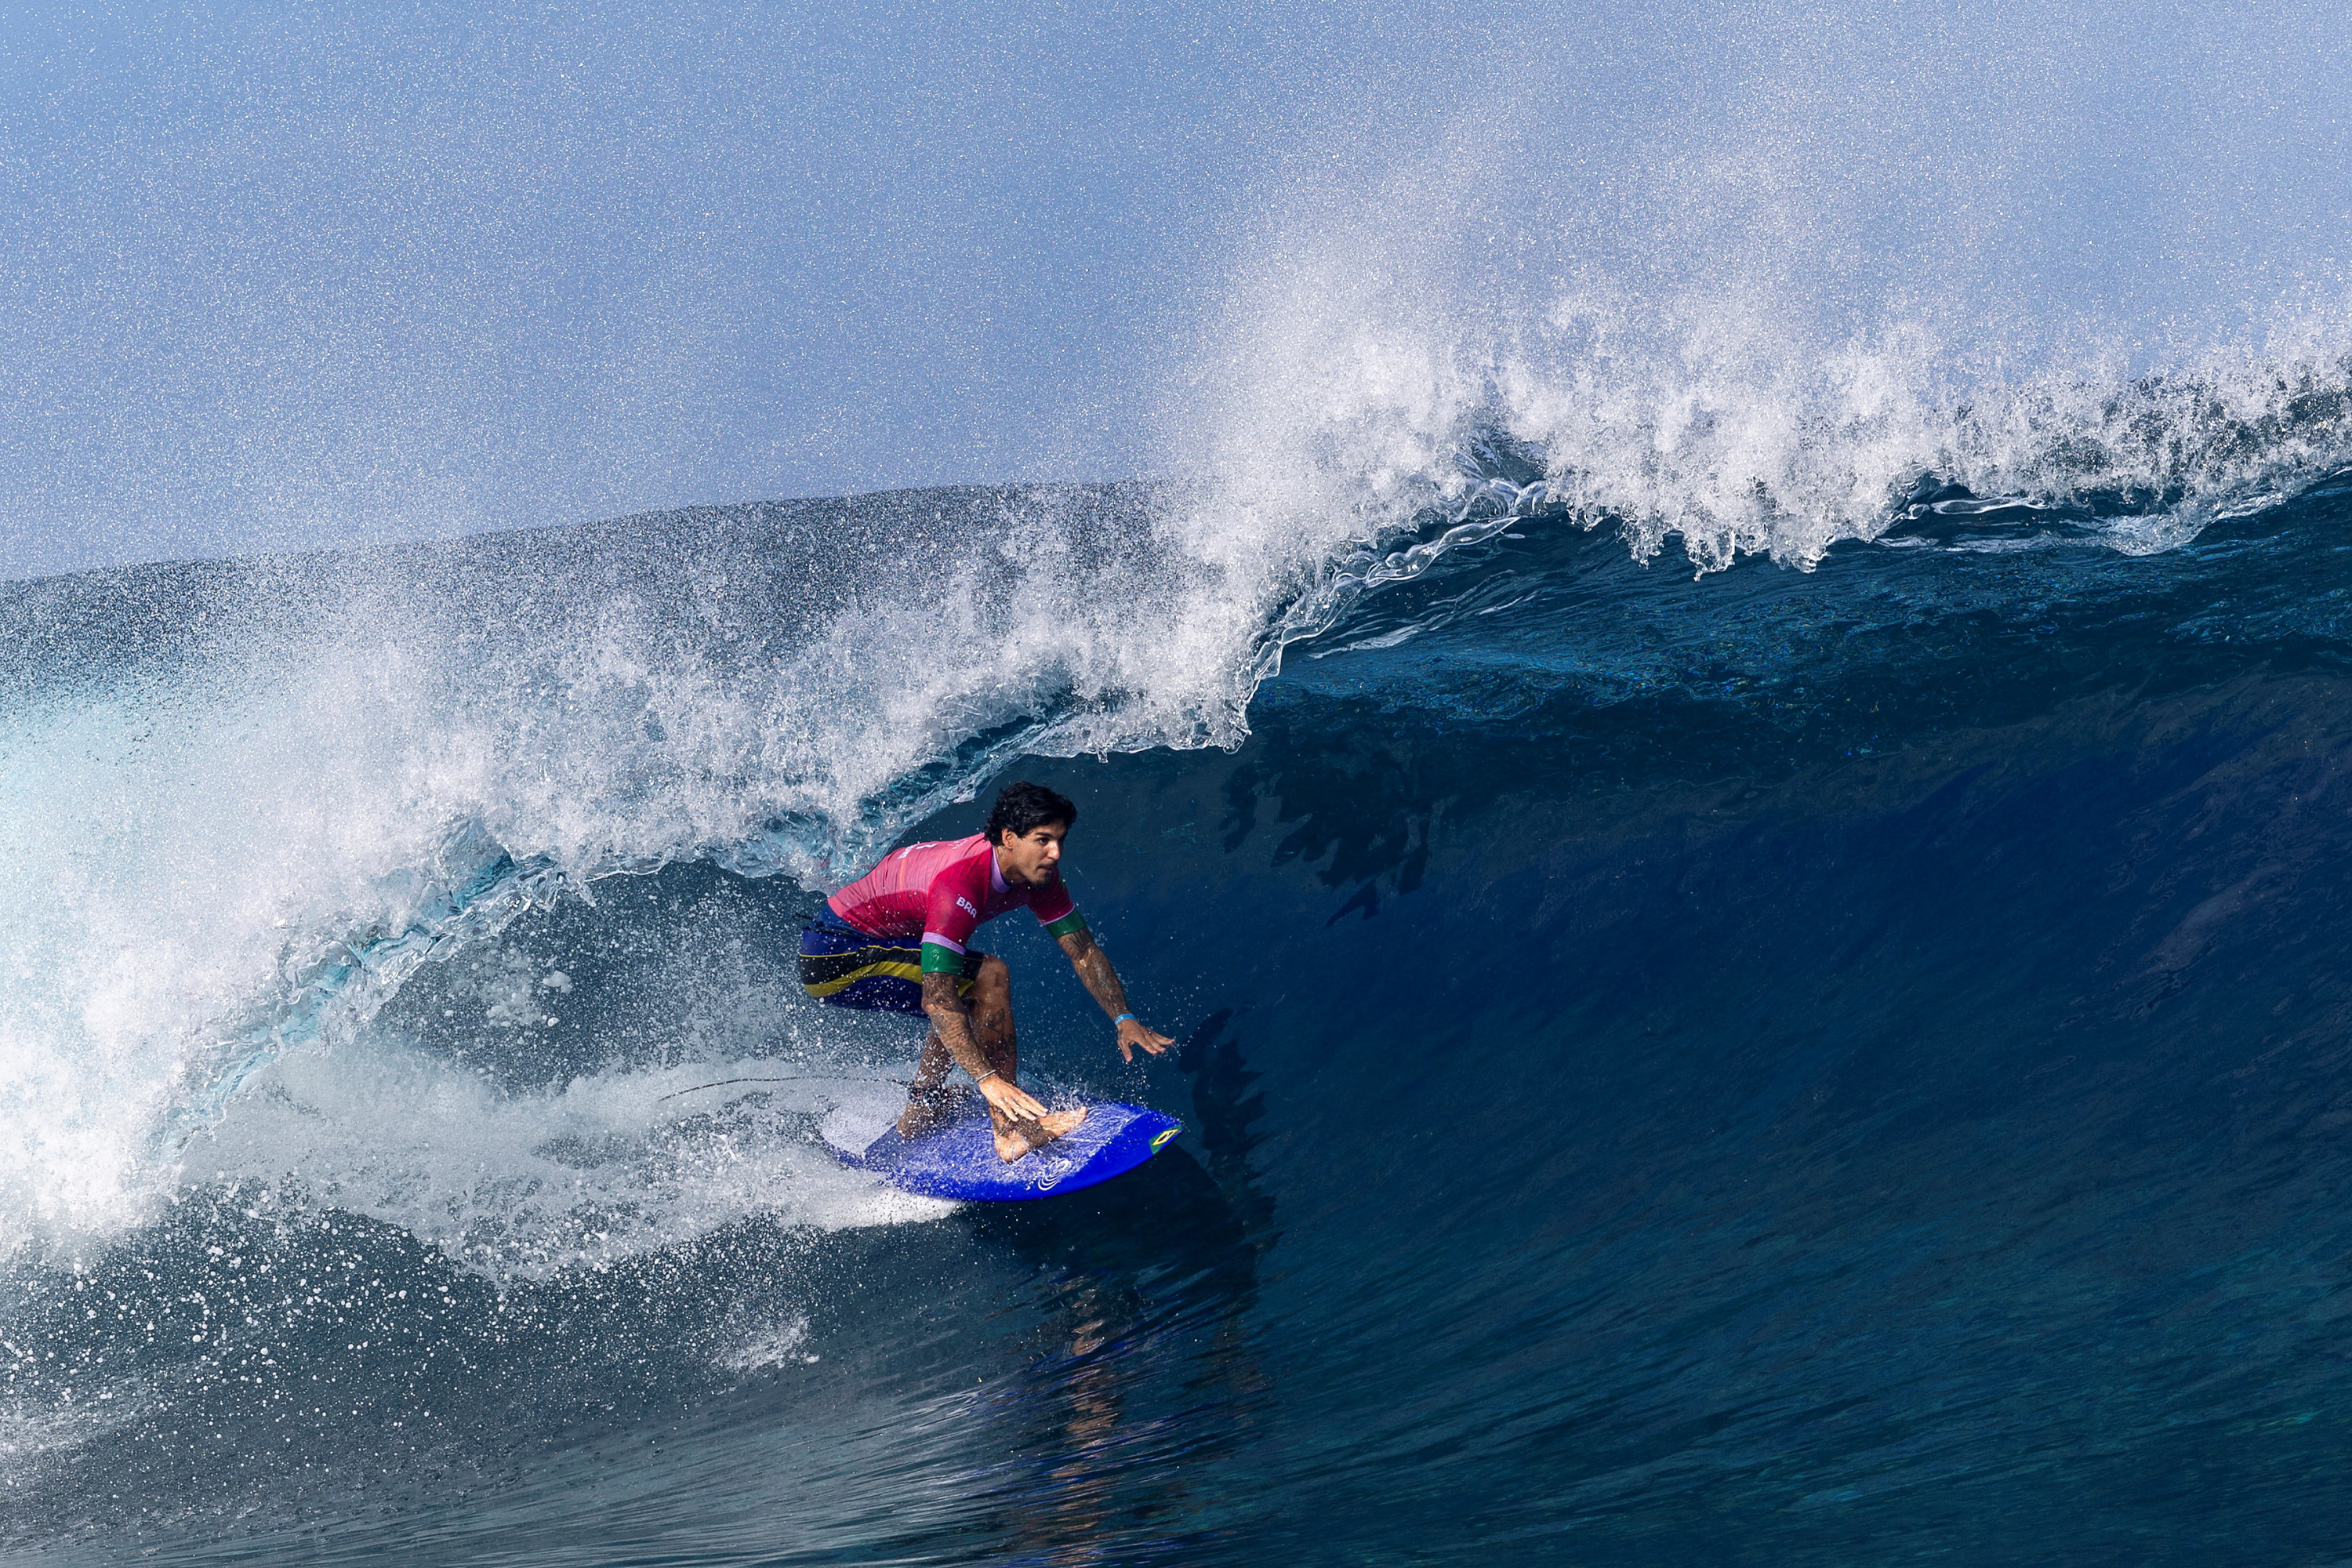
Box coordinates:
[8,317,2352,1262]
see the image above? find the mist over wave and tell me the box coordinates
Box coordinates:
[1156,0,2352,589]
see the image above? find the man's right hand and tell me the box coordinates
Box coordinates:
[978,1073,1051,1124]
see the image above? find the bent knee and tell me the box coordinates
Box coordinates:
[974,953,1011,986]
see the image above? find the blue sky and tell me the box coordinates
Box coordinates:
[2,1,1387,575]
[3,0,2347,579]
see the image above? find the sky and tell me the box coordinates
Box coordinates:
[0,0,1388,576]
[2,0,2347,580]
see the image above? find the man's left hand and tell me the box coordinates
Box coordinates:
[1116,1018,1174,1064]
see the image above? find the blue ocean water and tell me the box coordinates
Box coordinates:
[8,395,2352,1560]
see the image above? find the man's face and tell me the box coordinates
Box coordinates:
[995,821,1068,886]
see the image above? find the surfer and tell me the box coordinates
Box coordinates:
[797,782,1174,1161]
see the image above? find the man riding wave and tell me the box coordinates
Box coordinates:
[797,782,1173,1162]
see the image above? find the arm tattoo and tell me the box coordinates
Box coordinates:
[921,972,994,1079]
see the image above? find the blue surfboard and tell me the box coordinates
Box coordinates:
[822,1098,1182,1201]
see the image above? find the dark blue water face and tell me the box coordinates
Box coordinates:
[984,684,2347,1562]
[14,485,2352,1564]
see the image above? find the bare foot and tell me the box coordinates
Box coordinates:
[994,1105,1087,1163]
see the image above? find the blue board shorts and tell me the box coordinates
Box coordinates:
[797,906,984,1016]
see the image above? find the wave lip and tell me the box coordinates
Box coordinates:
[1168,180,2352,578]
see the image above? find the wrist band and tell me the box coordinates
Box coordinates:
[1113,1013,1137,1026]
[975,1069,999,1083]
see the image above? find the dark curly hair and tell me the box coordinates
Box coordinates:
[984,781,1077,844]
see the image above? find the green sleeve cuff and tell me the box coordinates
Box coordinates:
[919,942,966,975]
[1044,911,1089,939]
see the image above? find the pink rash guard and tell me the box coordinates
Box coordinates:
[826,833,1083,972]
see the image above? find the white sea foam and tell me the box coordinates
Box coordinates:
[0,568,1033,1261]
[719,1314,819,1372]
[180,1047,951,1284]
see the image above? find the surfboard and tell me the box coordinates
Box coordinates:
[820,1095,1182,1201]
